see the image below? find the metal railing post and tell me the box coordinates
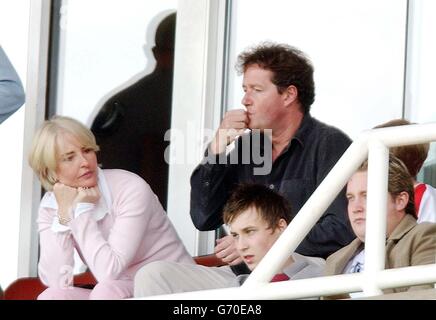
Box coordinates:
[243,137,369,287]
[363,139,389,296]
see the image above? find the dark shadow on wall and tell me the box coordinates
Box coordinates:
[91,11,176,210]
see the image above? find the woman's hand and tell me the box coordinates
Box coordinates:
[53,184,100,225]
[53,183,78,224]
[74,186,100,205]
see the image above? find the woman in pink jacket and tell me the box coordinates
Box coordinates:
[28,116,194,299]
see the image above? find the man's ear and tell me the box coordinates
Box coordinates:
[283,85,298,106]
[277,218,288,232]
[395,191,409,212]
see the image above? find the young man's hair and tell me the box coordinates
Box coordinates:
[236,42,315,114]
[223,183,292,230]
[374,119,429,178]
[357,155,416,217]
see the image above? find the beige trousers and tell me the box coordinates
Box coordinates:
[133,261,237,298]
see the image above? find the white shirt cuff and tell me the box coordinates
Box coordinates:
[51,216,71,233]
[75,202,96,218]
[50,203,96,233]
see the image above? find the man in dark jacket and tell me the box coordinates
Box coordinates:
[191,42,354,265]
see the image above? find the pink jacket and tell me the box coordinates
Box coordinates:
[37,169,194,287]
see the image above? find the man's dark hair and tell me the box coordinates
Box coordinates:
[236,42,315,114]
[223,183,292,230]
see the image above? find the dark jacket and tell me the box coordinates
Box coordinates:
[190,114,354,259]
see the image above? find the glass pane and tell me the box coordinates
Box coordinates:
[406,0,436,187]
[52,0,177,209]
[227,0,407,140]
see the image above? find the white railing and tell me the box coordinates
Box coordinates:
[144,123,436,300]
[145,264,436,300]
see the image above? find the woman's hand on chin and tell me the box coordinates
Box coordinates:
[53,183,78,223]
[75,186,100,205]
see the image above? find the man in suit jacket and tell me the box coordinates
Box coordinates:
[325,155,436,297]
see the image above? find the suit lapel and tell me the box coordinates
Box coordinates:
[327,238,363,274]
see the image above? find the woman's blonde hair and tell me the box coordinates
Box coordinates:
[28,116,99,191]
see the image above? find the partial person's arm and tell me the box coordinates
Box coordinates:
[190,144,241,231]
[37,205,75,288]
[0,46,25,124]
[69,176,155,282]
[407,222,436,291]
[411,223,436,265]
[190,110,248,230]
[296,131,355,259]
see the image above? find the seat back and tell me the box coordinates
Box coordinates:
[4,272,98,300]
[4,277,47,300]
[4,254,224,299]
[193,254,226,267]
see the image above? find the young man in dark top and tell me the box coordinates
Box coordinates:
[134,183,325,297]
[224,184,325,286]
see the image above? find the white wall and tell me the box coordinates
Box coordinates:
[228,0,407,140]
[0,0,30,289]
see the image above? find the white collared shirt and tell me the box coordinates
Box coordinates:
[39,167,113,273]
[343,249,365,274]
[343,249,365,298]
[40,167,113,232]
